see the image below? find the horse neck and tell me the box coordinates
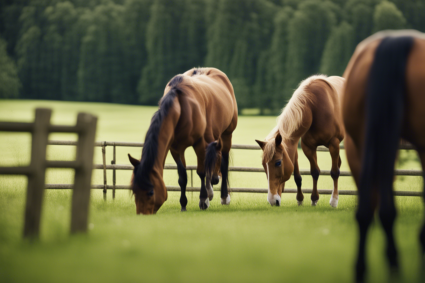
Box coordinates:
[283,138,300,163]
[152,111,179,178]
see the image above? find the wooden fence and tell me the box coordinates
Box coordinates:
[0,108,97,238]
[45,140,423,198]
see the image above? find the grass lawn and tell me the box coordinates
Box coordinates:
[0,100,424,283]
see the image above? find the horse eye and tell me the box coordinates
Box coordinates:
[147,190,154,197]
[275,160,282,167]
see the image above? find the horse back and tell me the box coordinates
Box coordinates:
[343,32,425,150]
[303,77,345,146]
[171,68,237,147]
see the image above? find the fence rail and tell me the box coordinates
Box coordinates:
[44,140,422,198]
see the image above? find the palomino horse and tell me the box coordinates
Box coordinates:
[342,30,425,282]
[128,67,238,214]
[255,75,345,207]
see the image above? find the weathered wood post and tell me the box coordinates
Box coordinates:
[70,113,97,233]
[0,108,97,238]
[24,109,51,238]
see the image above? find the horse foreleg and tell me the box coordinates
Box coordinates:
[220,134,232,205]
[171,149,188,212]
[220,151,230,205]
[193,140,209,210]
[302,142,320,206]
[329,138,341,208]
[294,150,304,205]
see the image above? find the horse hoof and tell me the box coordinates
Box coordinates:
[311,200,318,206]
[199,198,210,210]
[221,194,231,205]
[329,196,338,208]
[297,201,303,206]
[181,207,187,212]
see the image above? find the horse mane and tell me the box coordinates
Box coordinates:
[267,75,329,143]
[262,137,277,164]
[133,75,183,192]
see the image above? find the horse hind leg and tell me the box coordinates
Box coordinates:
[377,179,399,274]
[417,151,425,262]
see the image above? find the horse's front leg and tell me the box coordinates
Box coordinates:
[220,134,233,205]
[328,138,341,208]
[193,140,209,210]
[171,149,188,212]
[293,150,304,206]
[301,142,320,206]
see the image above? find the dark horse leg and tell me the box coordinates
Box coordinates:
[417,151,425,275]
[220,134,232,205]
[301,142,320,206]
[293,150,304,206]
[378,176,399,274]
[345,136,378,283]
[193,140,209,210]
[328,138,341,208]
[171,150,188,212]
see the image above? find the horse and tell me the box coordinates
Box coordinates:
[128,67,238,215]
[342,30,425,282]
[255,75,345,207]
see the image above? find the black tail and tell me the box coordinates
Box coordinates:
[205,139,222,181]
[359,36,414,206]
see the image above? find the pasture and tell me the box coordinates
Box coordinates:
[0,100,423,283]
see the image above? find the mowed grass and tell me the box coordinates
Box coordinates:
[0,100,424,283]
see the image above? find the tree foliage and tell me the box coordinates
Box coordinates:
[1,0,424,112]
[0,38,21,98]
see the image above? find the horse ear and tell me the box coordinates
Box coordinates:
[128,154,140,167]
[255,140,266,150]
[275,133,282,146]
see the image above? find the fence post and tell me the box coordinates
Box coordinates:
[23,108,51,238]
[70,113,97,234]
[112,144,116,200]
[101,142,107,200]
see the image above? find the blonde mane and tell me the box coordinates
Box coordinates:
[266,75,331,143]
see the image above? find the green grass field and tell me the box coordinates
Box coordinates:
[0,100,424,283]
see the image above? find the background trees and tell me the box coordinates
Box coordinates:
[1,0,424,113]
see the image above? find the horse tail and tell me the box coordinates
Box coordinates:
[359,36,414,206]
[205,138,223,181]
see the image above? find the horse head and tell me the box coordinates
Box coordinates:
[128,154,166,215]
[255,132,293,206]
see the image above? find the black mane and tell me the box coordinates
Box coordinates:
[133,75,183,192]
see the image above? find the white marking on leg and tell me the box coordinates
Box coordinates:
[330,187,339,208]
[206,180,214,201]
[221,194,231,205]
[311,200,318,206]
[297,200,303,206]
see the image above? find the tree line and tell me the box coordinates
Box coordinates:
[1,0,424,113]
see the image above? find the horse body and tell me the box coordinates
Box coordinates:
[129,67,237,214]
[256,75,345,207]
[342,30,425,282]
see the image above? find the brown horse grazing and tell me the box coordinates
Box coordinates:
[342,30,425,282]
[255,75,345,207]
[128,67,238,214]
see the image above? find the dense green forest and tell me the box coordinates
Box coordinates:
[1,0,424,112]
